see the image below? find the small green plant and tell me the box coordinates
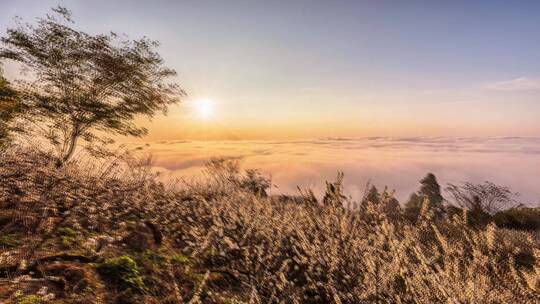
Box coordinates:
[142,249,167,267]
[0,234,22,248]
[96,255,146,292]
[17,294,41,304]
[60,236,75,248]
[57,227,78,237]
[170,253,191,266]
[57,227,79,249]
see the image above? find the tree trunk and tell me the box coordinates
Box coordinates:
[62,134,78,163]
[57,125,80,167]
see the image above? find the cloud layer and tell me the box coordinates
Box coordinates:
[130,137,540,205]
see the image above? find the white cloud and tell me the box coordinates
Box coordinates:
[483,77,540,91]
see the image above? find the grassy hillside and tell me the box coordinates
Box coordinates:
[0,146,539,303]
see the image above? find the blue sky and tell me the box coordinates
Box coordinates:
[1,1,539,139]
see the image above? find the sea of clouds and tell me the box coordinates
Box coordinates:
[130,137,540,205]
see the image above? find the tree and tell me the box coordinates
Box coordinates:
[379,187,402,217]
[364,185,381,204]
[239,169,272,197]
[360,184,381,210]
[0,69,20,146]
[204,157,271,197]
[419,173,444,207]
[383,197,401,216]
[404,193,422,221]
[404,173,444,221]
[0,7,185,164]
[445,181,516,215]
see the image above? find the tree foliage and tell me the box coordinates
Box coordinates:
[0,6,185,163]
[203,157,272,197]
[362,185,381,206]
[379,187,402,217]
[419,173,444,207]
[0,70,20,145]
[404,173,444,221]
[445,181,516,214]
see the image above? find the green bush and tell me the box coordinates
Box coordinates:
[57,227,79,248]
[0,234,23,248]
[57,227,78,237]
[96,255,146,292]
[60,236,75,249]
[494,208,540,231]
[142,249,167,267]
[17,295,41,304]
[170,253,191,266]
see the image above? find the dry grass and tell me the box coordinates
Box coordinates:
[0,146,539,303]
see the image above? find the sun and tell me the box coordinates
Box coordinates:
[193,98,214,119]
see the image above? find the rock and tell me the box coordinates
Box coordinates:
[42,263,89,293]
[122,223,160,252]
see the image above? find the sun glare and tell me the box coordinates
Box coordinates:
[194,98,214,119]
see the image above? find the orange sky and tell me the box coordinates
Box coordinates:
[132,92,540,141]
[2,1,540,141]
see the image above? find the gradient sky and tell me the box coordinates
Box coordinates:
[2,0,540,140]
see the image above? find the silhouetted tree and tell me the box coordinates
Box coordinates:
[0,69,20,146]
[204,157,271,197]
[404,193,422,221]
[0,7,184,164]
[361,184,381,208]
[419,173,444,206]
[445,181,516,215]
[379,187,402,218]
[240,169,272,197]
[404,173,444,221]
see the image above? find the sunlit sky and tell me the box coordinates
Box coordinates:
[2,0,540,140]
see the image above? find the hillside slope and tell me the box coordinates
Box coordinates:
[0,147,539,303]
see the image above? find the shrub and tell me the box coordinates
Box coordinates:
[57,227,78,237]
[170,253,191,266]
[96,255,146,292]
[494,207,540,230]
[142,250,167,267]
[17,295,41,304]
[57,227,79,249]
[446,205,493,228]
[0,234,22,248]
